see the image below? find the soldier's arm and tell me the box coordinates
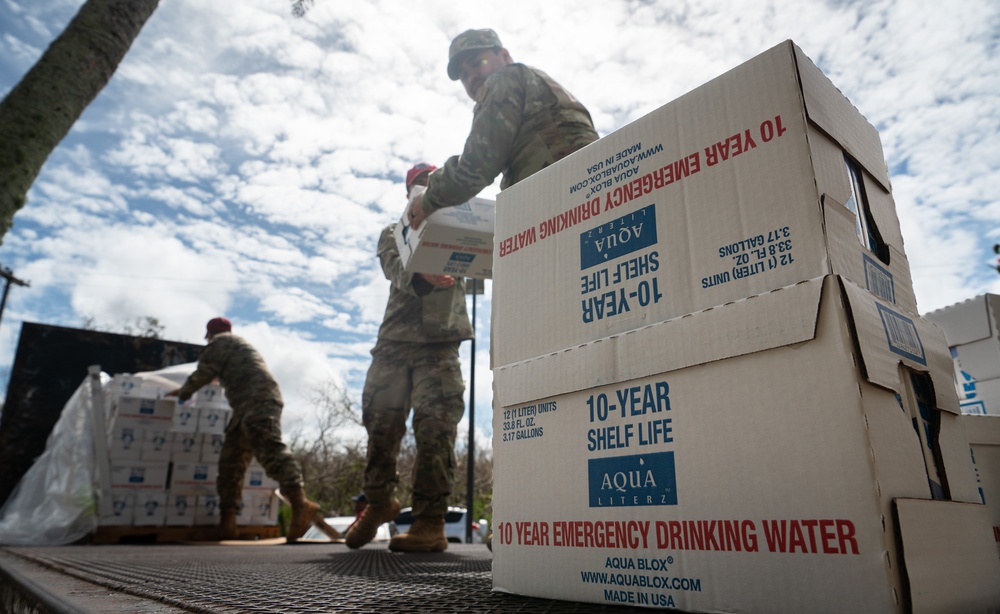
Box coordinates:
[421,66,526,216]
[177,339,226,401]
[377,224,433,297]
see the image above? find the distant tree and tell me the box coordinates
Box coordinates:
[286,378,495,523]
[287,380,367,514]
[290,0,315,17]
[0,0,309,244]
[81,315,165,338]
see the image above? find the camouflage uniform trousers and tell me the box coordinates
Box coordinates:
[216,399,303,513]
[362,339,465,519]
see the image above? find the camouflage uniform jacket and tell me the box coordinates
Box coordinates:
[177,332,282,411]
[421,63,598,215]
[375,224,474,343]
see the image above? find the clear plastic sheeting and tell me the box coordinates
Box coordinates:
[0,363,197,546]
[0,370,108,545]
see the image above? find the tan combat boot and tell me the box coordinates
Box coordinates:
[344,498,401,549]
[388,516,447,553]
[281,486,340,543]
[219,510,238,540]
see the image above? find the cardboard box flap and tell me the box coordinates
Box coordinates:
[893,498,1000,612]
[840,279,960,412]
[925,294,998,346]
[494,277,824,406]
[792,41,891,192]
[962,414,1000,445]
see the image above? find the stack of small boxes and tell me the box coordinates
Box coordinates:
[99,375,279,529]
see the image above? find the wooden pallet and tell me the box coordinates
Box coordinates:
[93,524,282,544]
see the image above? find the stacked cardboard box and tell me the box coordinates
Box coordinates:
[490,40,1000,612]
[99,378,278,528]
[925,294,1000,415]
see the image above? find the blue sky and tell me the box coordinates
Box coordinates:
[1,0,998,445]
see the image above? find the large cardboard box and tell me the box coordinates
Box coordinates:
[963,414,1000,557]
[925,294,1000,415]
[492,40,916,368]
[491,276,1000,612]
[394,194,495,279]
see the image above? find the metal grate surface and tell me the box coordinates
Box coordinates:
[4,544,654,613]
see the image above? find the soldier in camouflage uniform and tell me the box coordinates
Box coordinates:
[406,28,598,229]
[345,165,474,553]
[169,317,336,543]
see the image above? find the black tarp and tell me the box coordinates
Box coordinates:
[0,322,204,507]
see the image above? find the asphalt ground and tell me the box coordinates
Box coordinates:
[0,541,656,614]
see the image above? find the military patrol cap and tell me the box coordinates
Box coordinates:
[447,28,503,80]
[205,317,232,339]
[405,163,436,194]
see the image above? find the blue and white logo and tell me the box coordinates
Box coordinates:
[588,451,677,507]
[580,204,657,270]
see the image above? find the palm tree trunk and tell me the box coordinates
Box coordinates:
[0,0,160,242]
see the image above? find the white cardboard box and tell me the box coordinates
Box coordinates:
[201,433,225,463]
[193,383,228,408]
[133,492,167,526]
[108,425,142,460]
[171,432,202,462]
[243,462,279,493]
[246,494,279,526]
[165,493,197,526]
[114,396,176,429]
[170,402,199,433]
[197,406,230,435]
[492,40,916,368]
[141,429,173,462]
[394,194,495,279]
[491,276,1000,612]
[195,495,221,526]
[962,414,1000,558]
[99,493,134,526]
[170,462,219,496]
[109,460,169,493]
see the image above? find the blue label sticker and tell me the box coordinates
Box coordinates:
[588,451,677,507]
[580,204,657,270]
[449,252,475,264]
[863,255,895,304]
[876,303,926,365]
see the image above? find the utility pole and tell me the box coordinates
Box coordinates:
[0,267,29,335]
[465,277,483,543]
